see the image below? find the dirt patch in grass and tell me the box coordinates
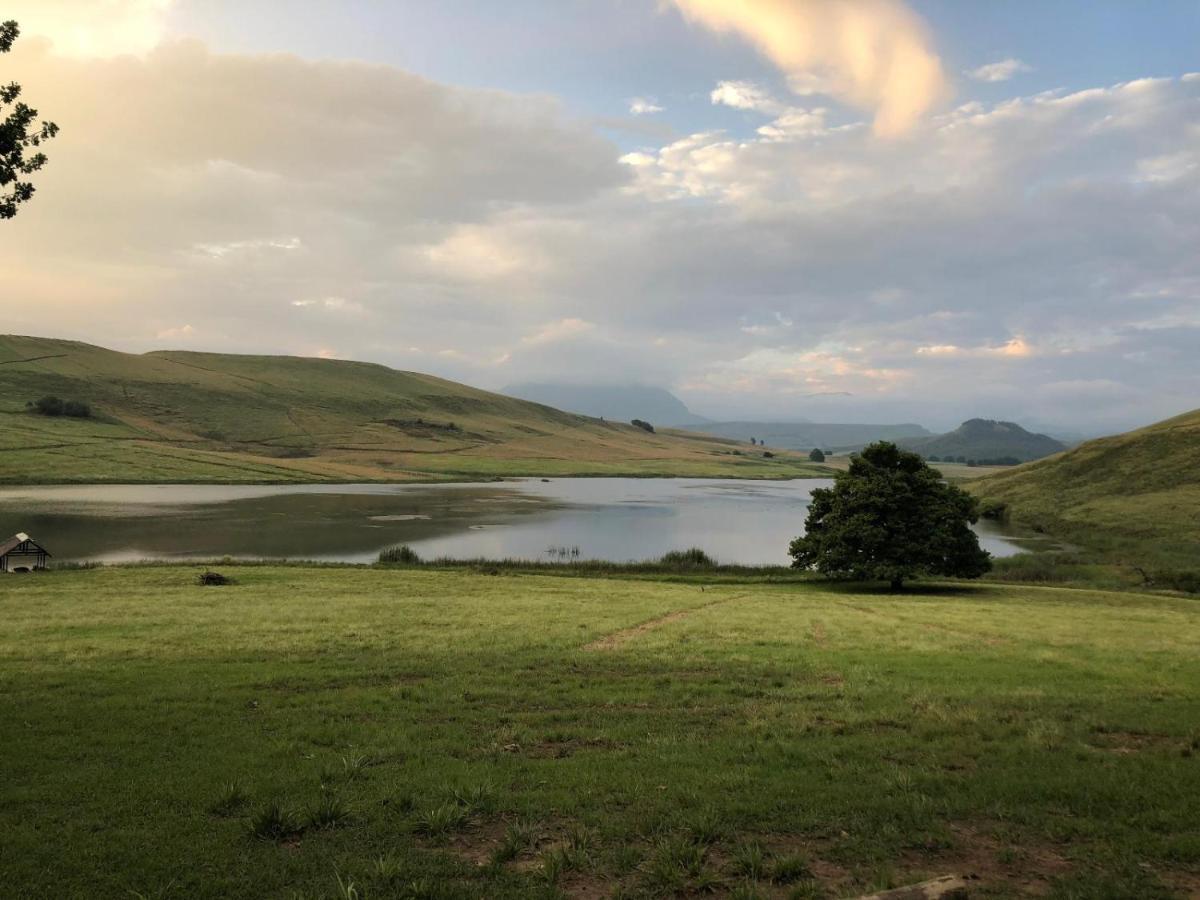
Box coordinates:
[583,594,744,651]
[1086,727,1179,755]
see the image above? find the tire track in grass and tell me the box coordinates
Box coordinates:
[583,592,748,651]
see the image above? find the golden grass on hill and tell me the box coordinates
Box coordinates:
[0,335,826,483]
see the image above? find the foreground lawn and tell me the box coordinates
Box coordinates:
[1,568,1198,899]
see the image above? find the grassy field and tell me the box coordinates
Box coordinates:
[0,335,822,484]
[2,566,1198,899]
[971,408,1200,573]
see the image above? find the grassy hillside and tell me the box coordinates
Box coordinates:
[902,419,1066,464]
[0,335,822,483]
[971,408,1200,568]
[3,565,1198,898]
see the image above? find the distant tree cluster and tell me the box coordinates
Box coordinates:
[27,395,91,418]
[631,419,655,433]
[2,20,60,219]
[790,442,991,590]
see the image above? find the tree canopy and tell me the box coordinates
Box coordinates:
[789,441,991,589]
[808,447,826,462]
[2,20,59,220]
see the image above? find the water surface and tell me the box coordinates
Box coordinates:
[0,478,1036,565]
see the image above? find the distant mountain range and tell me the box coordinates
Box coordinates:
[900,418,1066,463]
[502,383,710,426]
[684,421,930,451]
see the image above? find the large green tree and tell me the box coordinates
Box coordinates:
[790,441,991,590]
[1,20,59,220]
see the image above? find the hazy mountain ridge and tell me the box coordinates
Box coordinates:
[502,382,710,426]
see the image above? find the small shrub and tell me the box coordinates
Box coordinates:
[27,396,91,418]
[209,779,250,817]
[631,418,655,433]
[249,799,301,841]
[763,451,775,458]
[307,793,351,830]
[769,853,813,884]
[378,545,422,565]
[659,548,718,570]
[414,803,468,837]
[197,570,232,586]
[730,840,767,879]
[808,448,826,462]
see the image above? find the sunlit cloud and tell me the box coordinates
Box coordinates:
[671,0,948,136]
[5,0,174,57]
[967,58,1032,83]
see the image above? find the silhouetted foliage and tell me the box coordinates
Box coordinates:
[1,21,60,219]
[808,448,826,462]
[631,419,655,433]
[789,441,991,590]
[762,451,774,458]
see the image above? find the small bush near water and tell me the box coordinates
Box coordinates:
[658,548,718,571]
[197,570,233,586]
[378,545,422,565]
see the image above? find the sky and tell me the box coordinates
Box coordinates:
[2,0,1198,432]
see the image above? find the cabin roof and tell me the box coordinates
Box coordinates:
[0,533,50,557]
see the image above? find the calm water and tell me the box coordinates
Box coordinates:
[0,478,1038,565]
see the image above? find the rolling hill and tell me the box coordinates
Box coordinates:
[971,408,1200,567]
[0,335,821,484]
[684,421,930,452]
[901,418,1067,463]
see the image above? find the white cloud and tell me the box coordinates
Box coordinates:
[967,58,1032,83]
[629,97,664,115]
[710,80,785,115]
[672,0,948,136]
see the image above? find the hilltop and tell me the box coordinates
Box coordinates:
[902,418,1067,464]
[971,408,1200,567]
[502,382,709,426]
[0,335,820,483]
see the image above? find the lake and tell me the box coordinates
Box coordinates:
[0,478,1040,566]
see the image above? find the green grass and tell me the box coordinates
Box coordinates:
[0,334,826,484]
[2,566,1199,898]
[971,408,1200,572]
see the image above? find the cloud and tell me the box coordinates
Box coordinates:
[629,97,664,115]
[967,58,1032,83]
[710,80,785,114]
[2,21,1197,433]
[521,318,596,346]
[4,0,173,57]
[671,0,948,136]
